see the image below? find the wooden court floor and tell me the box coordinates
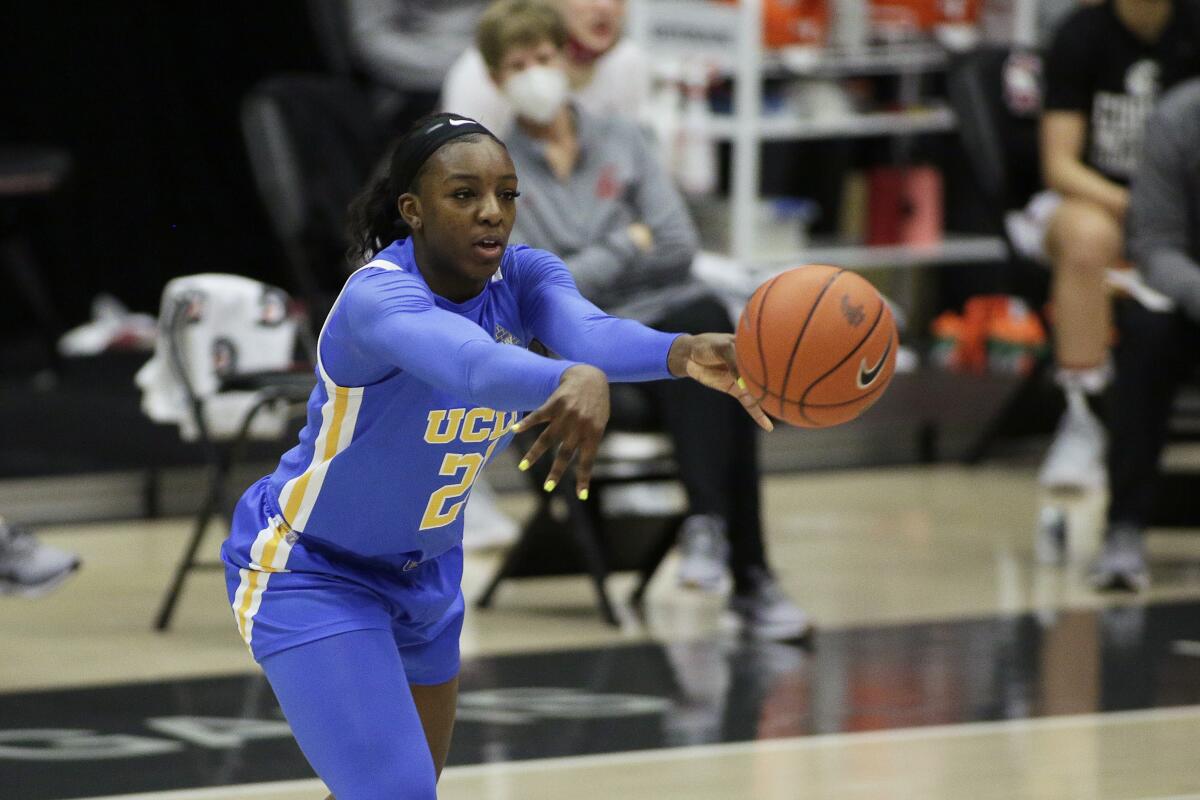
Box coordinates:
[77,708,1200,800]
[6,463,1200,799]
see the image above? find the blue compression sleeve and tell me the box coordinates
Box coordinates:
[262,629,438,799]
[328,268,574,409]
[518,251,683,382]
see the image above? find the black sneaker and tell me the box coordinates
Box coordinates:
[0,519,81,597]
[1088,525,1148,592]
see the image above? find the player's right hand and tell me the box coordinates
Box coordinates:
[513,364,610,500]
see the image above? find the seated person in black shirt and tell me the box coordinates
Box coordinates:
[1015,0,1200,507]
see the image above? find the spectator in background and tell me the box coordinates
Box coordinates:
[478,0,810,641]
[345,0,488,125]
[0,517,79,596]
[1014,0,1200,498]
[440,0,648,133]
[1091,79,1200,590]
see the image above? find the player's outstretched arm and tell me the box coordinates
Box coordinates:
[667,334,773,432]
[512,364,610,500]
[339,269,577,411]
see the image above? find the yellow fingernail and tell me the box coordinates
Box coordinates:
[511,423,522,432]
[543,480,556,492]
[518,459,530,472]
[578,488,589,501]
[737,377,747,390]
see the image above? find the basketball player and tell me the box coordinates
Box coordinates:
[220,113,769,799]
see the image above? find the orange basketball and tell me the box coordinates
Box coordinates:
[735,265,899,428]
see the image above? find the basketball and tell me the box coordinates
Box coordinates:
[735,265,898,428]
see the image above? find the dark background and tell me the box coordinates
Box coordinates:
[2,2,325,332]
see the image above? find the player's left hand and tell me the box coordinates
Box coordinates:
[668,333,774,432]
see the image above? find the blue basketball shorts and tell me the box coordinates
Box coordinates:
[220,477,464,685]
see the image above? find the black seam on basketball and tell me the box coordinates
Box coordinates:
[798,334,896,408]
[755,335,894,423]
[798,299,885,407]
[795,397,817,426]
[778,269,845,405]
[757,387,817,426]
[753,274,782,392]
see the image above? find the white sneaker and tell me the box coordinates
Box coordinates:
[0,520,81,597]
[1038,403,1106,491]
[730,568,813,641]
[462,479,519,552]
[676,514,730,592]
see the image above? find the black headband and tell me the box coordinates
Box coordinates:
[392,114,499,195]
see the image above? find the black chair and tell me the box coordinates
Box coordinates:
[946,46,1054,462]
[475,386,685,626]
[240,74,387,321]
[305,0,357,78]
[0,146,72,370]
[153,279,316,631]
[947,47,1045,233]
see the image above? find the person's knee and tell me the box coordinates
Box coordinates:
[1049,203,1122,276]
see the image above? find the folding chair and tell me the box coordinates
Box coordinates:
[0,146,72,370]
[475,385,686,625]
[240,74,385,322]
[946,45,1054,463]
[138,274,316,630]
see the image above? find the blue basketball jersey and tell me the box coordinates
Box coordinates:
[244,239,680,566]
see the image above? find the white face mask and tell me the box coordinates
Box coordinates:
[503,65,569,124]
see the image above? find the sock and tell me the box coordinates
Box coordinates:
[1056,363,1112,423]
[1054,362,1112,395]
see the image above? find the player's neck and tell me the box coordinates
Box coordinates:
[410,239,488,304]
[1115,0,1173,43]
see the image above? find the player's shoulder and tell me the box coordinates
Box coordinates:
[339,246,433,317]
[501,243,567,276]
[500,244,573,292]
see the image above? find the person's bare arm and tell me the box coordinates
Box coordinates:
[1041,110,1130,219]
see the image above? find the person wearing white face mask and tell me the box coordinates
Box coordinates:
[504,63,572,124]
[474,0,812,643]
[439,0,649,134]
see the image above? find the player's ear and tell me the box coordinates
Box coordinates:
[398,193,423,233]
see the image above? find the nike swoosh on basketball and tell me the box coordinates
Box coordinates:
[856,338,893,389]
